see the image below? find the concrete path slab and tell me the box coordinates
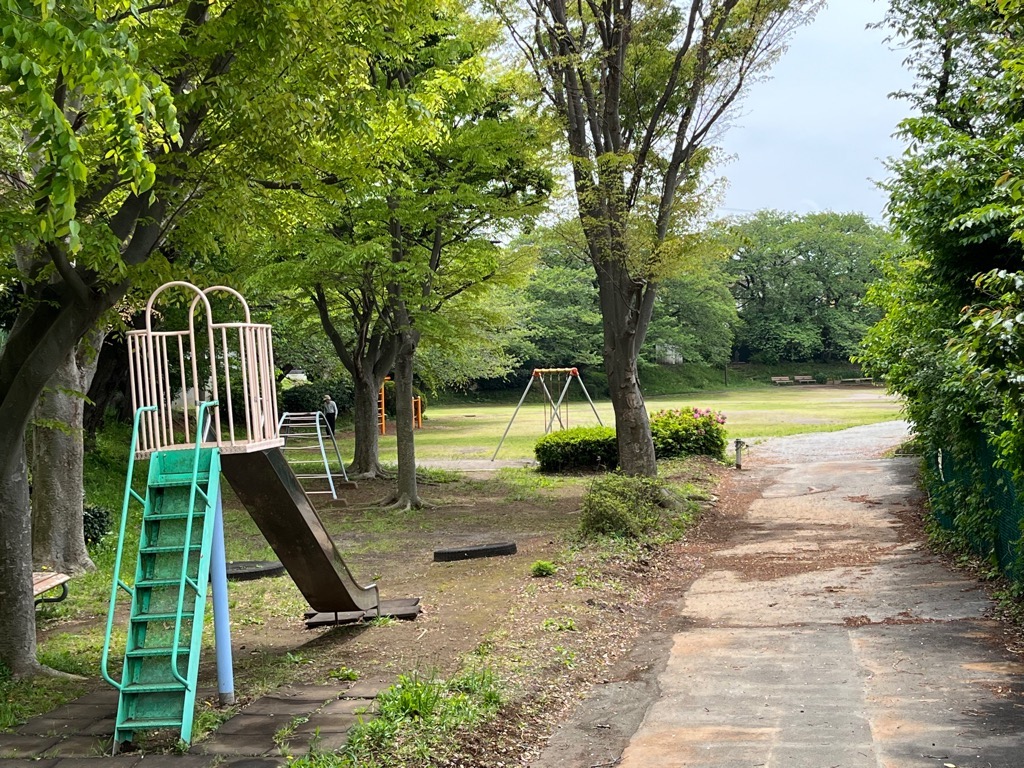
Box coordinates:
[536,422,1024,767]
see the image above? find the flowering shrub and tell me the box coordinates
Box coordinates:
[649,407,727,460]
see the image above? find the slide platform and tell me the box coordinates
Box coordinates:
[221,448,379,613]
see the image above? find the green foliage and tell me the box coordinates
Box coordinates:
[728,211,892,364]
[534,426,618,472]
[381,379,427,418]
[578,473,665,539]
[529,560,556,577]
[82,502,112,548]
[649,407,727,460]
[336,668,502,766]
[280,378,355,417]
[541,617,576,631]
[327,666,360,682]
[859,0,1024,582]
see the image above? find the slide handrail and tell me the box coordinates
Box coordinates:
[101,405,158,690]
[169,400,217,688]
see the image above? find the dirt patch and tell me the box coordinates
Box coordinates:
[30,458,724,762]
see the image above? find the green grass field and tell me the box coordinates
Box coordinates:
[342,386,903,462]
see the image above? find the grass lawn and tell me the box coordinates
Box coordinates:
[349,385,903,463]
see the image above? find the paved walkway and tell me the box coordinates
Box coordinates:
[0,678,387,766]
[538,422,1024,767]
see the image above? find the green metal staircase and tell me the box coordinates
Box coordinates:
[103,404,221,749]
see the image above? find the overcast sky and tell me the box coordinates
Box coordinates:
[715,0,915,221]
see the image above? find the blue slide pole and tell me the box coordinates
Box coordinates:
[210,487,235,705]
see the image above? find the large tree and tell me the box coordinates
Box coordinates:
[0,0,431,678]
[729,211,891,364]
[492,0,822,475]
[256,11,551,493]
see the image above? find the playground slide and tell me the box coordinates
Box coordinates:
[220,448,379,613]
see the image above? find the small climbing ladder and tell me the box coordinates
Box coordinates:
[102,404,221,750]
[277,411,350,498]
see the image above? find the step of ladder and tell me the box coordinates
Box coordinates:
[276,412,350,499]
[110,446,221,748]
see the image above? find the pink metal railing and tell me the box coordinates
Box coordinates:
[128,282,282,456]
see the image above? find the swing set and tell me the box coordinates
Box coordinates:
[492,367,603,460]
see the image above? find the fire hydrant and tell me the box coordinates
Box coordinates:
[734,438,747,470]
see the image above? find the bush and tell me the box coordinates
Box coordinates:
[279,376,354,416]
[381,379,429,417]
[534,426,618,472]
[649,407,727,460]
[579,473,664,539]
[83,502,112,547]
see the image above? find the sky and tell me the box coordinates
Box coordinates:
[715,0,916,221]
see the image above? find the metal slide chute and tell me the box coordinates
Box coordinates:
[220,448,379,613]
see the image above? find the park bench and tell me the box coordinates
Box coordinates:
[793,375,815,384]
[33,571,71,607]
[839,377,873,385]
[770,376,793,385]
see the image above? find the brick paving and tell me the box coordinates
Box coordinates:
[0,677,387,767]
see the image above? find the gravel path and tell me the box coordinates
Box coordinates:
[739,419,911,464]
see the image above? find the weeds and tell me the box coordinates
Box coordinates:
[541,617,577,632]
[332,668,502,766]
[497,468,554,502]
[327,666,360,682]
[530,560,556,577]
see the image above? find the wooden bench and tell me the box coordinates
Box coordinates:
[770,376,793,385]
[839,377,873,385]
[794,375,816,384]
[33,571,71,607]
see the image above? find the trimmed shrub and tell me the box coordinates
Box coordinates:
[534,426,618,472]
[649,407,727,460]
[279,376,354,416]
[83,502,112,546]
[579,473,664,539]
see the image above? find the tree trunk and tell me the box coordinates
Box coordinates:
[605,340,656,476]
[84,332,131,447]
[0,278,127,676]
[31,331,104,575]
[350,372,387,478]
[0,443,42,678]
[390,330,422,509]
[593,249,659,477]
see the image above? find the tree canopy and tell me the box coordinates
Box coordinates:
[729,211,891,364]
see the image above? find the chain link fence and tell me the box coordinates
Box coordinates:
[924,431,1024,584]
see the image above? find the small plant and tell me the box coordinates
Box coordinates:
[541,617,577,632]
[534,425,618,472]
[285,651,312,665]
[274,715,309,748]
[553,645,577,669]
[366,616,398,628]
[327,665,360,682]
[578,472,664,539]
[530,560,557,577]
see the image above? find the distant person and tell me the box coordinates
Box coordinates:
[322,394,338,434]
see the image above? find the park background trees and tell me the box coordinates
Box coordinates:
[490,0,824,475]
